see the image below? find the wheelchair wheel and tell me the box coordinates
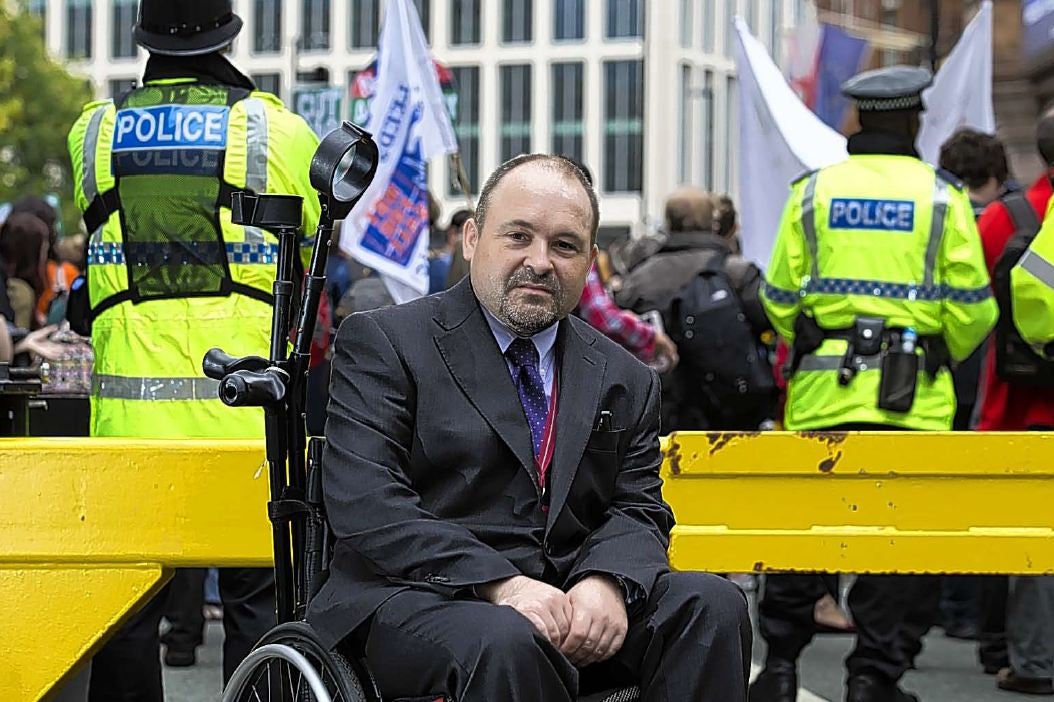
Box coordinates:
[223,621,370,702]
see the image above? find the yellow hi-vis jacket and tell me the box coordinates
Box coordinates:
[762,154,998,430]
[68,79,320,438]
[1012,197,1054,355]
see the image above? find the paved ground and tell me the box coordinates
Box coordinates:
[165,601,1023,702]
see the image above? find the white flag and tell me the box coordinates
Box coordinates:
[339,0,459,303]
[733,18,846,269]
[917,1,995,164]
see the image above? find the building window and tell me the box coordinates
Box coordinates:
[302,0,330,51]
[725,74,737,191]
[252,73,282,99]
[551,62,584,164]
[701,0,714,52]
[254,0,282,53]
[606,0,644,39]
[680,0,692,48]
[412,0,431,41]
[450,66,481,194]
[502,0,532,43]
[700,70,714,189]
[451,0,481,45]
[350,0,380,49]
[500,65,532,163]
[603,60,644,193]
[770,0,783,58]
[67,0,92,59]
[111,0,136,58]
[109,78,137,98]
[724,0,736,57]
[27,0,45,36]
[553,0,585,41]
[679,65,691,183]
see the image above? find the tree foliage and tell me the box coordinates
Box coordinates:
[0,7,94,233]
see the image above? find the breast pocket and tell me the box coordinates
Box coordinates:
[585,428,624,454]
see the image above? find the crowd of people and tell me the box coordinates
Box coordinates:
[6,3,1054,702]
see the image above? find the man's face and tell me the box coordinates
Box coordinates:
[463,163,597,336]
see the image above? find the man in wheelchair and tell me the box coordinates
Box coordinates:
[307,154,752,701]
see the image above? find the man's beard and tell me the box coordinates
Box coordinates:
[498,267,564,336]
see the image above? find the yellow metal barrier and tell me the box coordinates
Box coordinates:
[3,432,1054,699]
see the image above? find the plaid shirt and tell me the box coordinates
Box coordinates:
[577,263,656,361]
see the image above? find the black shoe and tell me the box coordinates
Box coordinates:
[164,647,196,667]
[749,660,797,702]
[846,672,919,702]
[996,668,1054,695]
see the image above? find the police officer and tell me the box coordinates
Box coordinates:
[1012,202,1054,354]
[66,1,320,699]
[751,67,998,702]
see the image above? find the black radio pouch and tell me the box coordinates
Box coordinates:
[878,340,919,413]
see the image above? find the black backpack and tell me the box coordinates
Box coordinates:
[664,252,775,426]
[992,190,1054,386]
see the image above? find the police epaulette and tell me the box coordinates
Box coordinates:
[791,168,818,185]
[936,167,965,191]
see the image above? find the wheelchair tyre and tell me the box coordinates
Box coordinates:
[223,621,369,702]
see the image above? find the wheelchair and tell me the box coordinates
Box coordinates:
[207,122,640,702]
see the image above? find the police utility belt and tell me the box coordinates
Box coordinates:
[787,315,951,414]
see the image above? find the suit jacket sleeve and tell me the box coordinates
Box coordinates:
[566,369,674,597]
[323,312,522,590]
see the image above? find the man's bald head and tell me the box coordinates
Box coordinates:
[1038,107,1054,167]
[664,186,717,234]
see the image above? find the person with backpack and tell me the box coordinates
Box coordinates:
[973,108,1054,696]
[615,187,774,432]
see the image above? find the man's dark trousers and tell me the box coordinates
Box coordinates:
[359,572,751,702]
[88,568,274,701]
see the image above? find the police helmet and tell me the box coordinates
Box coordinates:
[841,65,933,113]
[134,0,244,57]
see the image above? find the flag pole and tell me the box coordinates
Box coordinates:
[451,152,476,211]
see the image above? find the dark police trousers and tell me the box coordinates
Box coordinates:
[359,572,752,702]
[757,423,940,682]
[88,567,274,701]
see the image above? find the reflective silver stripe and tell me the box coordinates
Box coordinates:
[92,374,221,401]
[1019,249,1054,290]
[924,178,949,288]
[81,105,108,204]
[801,171,821,280]
[797,353,882,372]
[243,226,268,245]
[244,98,268,194]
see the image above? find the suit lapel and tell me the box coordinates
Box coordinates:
[434,280,537,477]
[546,320,606,530]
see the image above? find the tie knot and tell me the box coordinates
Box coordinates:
[505,337,539,369]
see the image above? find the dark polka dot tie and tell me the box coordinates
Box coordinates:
[505,337,547,457]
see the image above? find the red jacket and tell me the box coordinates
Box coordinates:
[976,174,1054,430]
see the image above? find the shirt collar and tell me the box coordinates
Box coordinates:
[480,302,559,359]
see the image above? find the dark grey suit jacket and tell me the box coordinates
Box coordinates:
[306,277,675,649]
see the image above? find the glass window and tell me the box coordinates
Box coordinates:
[252,73,282,99]
[412,0,431,41]
[701,0,714,52]
[302,0,330,51]
[700,70,714,189]
[503,0,532,43]
[770,0,783,58]
[603,60,644,193]
[254,0,282,53]
[112,0,136,58]
[451,0,481,45]
[27,0,45,18]
[553,0,585,41]
[606,0,644,39]
[67,0,92,59]
[109,78,137,98]
[680,0,692,48]
[500,65,532,162]
[746,0,757,31]
[349,0,380,49]
[679,65,691,183]
[725,74,737,191]
[551,62,584,164]
[724,0,737,57]
[450,66,481,195]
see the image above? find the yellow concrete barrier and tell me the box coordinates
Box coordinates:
[4,432,1054,699]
